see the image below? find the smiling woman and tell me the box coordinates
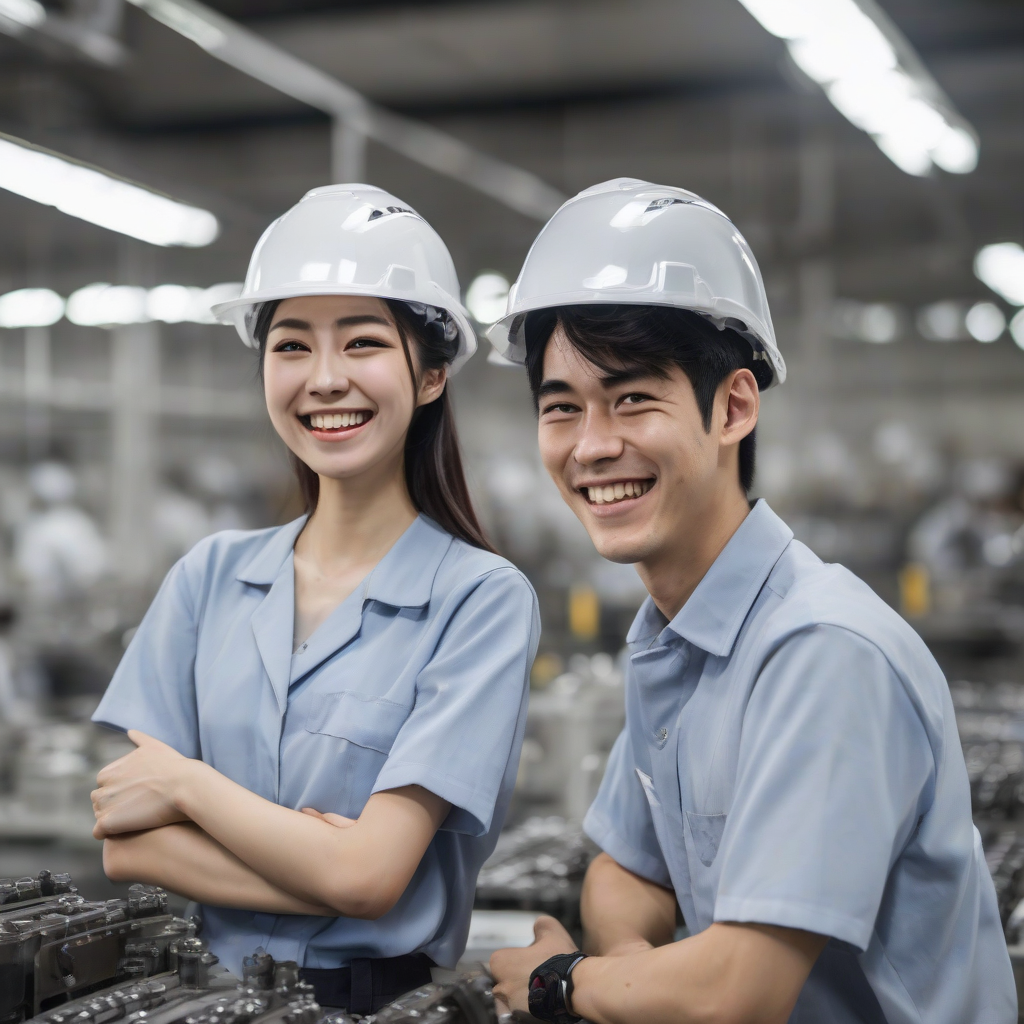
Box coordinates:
[88,185,540,1013]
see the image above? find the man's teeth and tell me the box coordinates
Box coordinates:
[310,411,369,429]
[586,480,653,504]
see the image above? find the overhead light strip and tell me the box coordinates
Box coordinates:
[0,132,219,247]
[736,0,978,176]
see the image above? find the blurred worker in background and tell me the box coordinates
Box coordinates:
[15,461,108,606]
[488,179,1014,1024]
[88,185,539,1013]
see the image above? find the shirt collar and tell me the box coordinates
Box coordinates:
[626,499,793,657]
[235,513,452,608]
[236,517,307,585]
[364,514,453,607]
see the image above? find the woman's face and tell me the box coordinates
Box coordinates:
[263,294,445,484]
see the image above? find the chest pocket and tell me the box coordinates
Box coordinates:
[306,691,411,754]
[683,810,727,930]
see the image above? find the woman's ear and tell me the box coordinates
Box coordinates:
[416,366,448,407]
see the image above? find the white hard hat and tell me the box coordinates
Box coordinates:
[212,184,477,374]
[487,178,785,386]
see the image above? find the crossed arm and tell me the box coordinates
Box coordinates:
[491,852,826,1024]
[94,730,449,919]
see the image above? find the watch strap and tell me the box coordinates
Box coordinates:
[528,952,588,1023]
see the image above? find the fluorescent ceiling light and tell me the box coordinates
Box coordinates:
[0,288,64,328]
[830,299,902,343]
[917,301,967,342]
[975,243,1024,306]
[465,272,510,325]
[0,133,219,247]
[147,284,210,323]
[1010,309,1024,351]
[0,0,45,29]
[61,282,242,327]
[964,302,1005,343]
[67,284,150,326]
[736,0,978,176]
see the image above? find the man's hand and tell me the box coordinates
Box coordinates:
[490,915,577,1017]
[92,730,196,838]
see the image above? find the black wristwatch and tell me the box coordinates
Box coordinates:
[528,951,588,1023]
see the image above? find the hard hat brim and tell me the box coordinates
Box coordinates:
[486,298,786,388]
[212,284,478,375]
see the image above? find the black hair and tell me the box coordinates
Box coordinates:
[254,298,493,551]
[524,304,769,493]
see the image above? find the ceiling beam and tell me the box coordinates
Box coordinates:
[125,0,567,221]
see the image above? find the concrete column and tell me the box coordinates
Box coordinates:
[332,117,367,183]
[109,322,159,586]
[24,326,51,461]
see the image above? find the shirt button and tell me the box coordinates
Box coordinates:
[301,643,308,651]
[656,727,668,742]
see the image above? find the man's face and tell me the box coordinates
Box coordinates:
[536,328,731,565]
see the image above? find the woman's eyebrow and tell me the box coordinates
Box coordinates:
[335,315,393,329]
[269,314,393,332]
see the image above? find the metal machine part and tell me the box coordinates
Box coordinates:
[321,964,497,1024]
[0,872,76,907]
[23,941,497,1024]
[475,818,596,933]
[1,874,496,1024]
[0,879,182,1022]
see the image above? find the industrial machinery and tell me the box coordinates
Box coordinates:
[0,875,188,1022]
[1,872,500,1024]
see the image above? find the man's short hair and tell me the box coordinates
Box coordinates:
[524,304,770,493]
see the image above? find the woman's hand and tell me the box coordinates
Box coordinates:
[301,807,357,828]
[92,730,199,839]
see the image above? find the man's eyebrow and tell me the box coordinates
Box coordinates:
[537,379,572,400]
[598,367,663,388]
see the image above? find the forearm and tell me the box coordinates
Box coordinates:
[103,823,334,916]
[570,923,824,1024]
[172,763,440,918]
[581,853,677,956]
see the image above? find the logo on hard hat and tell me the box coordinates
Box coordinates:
[368,205,416,221]
[644,197,693,213]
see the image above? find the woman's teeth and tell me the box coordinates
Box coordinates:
[310,411,369,429]
[585,480,653,505]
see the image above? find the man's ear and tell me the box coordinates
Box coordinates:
[719,368,759,446]
[416,366,448,407]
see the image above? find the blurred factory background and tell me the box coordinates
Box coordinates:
[0,0,1023,977]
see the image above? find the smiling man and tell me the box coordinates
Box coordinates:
[486,180,1014,1024]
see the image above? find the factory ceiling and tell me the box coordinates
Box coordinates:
[0,0,1020,318]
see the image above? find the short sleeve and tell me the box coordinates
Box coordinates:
[584,727,673,889]
[372,568,539,836]
[91,558,201,758]
[713,625,934,951]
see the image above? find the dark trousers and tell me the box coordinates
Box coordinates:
[299,952,435,1014]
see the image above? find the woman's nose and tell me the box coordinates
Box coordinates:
[307,352,350,397]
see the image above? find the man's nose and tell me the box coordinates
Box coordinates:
[573,411,625,466]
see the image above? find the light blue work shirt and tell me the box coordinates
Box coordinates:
[93,514,539,977]
[584,500,1014,1024]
